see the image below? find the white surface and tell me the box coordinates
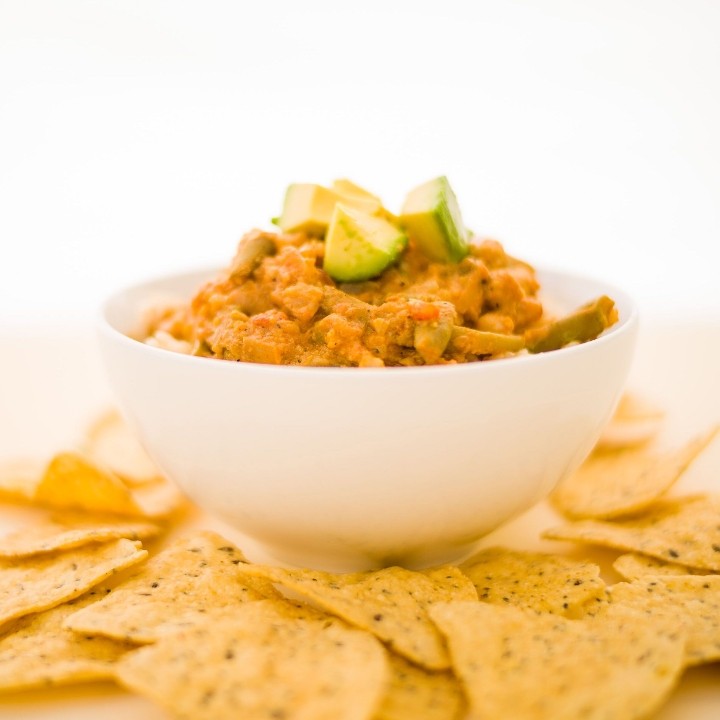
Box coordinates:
[0,320,718,716]
[97,267,636,570]
[0,0,719,328]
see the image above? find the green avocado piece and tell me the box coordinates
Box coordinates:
[323,204,407,282]
[276,183,383,236]
[399,176,469,263]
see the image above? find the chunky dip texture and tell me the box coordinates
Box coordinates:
[143,178,618,367]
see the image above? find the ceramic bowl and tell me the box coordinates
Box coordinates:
[98,268,637,571]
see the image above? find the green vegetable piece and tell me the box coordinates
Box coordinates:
[526,296,618,354]
[399,176,469,263]
[449,326,525,356]
[323,204,408,283]
[276,183,381,236]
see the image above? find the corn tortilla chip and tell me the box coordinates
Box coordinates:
[607,575,720,666]
[0,515,160,557]
[612,553,712,581]
[84,409,163,487]
[0,538,147,628]
[460,546,608,618]
[35,452,143,516]
[596,392,665,450]
[552,426,719,520]
[544,494,720,571]
[30,451,185,520]
[0,593,136,693]
[65,531,280,643]
[430,601,685,720]
[239,564,477,670]
[374,652,466,720]
[115,599,389,720]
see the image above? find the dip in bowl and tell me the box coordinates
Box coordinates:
[99,265,637,571]
[99,176,636,570]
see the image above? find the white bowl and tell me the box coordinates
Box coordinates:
[99,268,638,571]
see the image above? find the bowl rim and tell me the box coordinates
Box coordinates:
[98,264,638,377]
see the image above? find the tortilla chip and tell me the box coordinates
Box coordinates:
[35,452,143,516]
[552,426,719,520]
[543,494,720,571]
[375,653,466,720]
[0,458,46,502]
[239,564,477,670]
[84,409,163,487]
[0,515,160,557]
[0,593,137,692]
[596,392,665,450]
[115,599,388,720]
[29,451,186,520]
[608,575,720,666]
[460,546,608,618]
[430,601,685,720]
[612,553,712,581]
[65,532,280,643]
[0,538,147,628]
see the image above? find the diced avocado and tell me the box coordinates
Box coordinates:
[399,176,469,263]
[323,204,407,282]
[276,184,340,236]
[276,183,383,236]
[331,179,380,203]
[525,296,618,354]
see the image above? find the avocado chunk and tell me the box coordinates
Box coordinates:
[331,179,380,203]
[525,296,618,354]
[399,176,469,263]
[276,183,382,236]
[323,204,407,282]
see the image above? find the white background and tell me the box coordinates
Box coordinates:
[1,0,718,328]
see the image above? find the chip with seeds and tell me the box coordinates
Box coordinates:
[0,514,160,557]
[65,532,280,643]
[0,593,137,692]
[460,546,608,618]
[607,575,720,666]
[612,553,712,580]
[375,652,466,720]
[596,392,665,450]
[544,494,720,571]
[239,564,477,670]
[115,599,388,720]
[0,538,147,628]
[84,409,163,487]
[430,601,685,720]
[552,426,719,520]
